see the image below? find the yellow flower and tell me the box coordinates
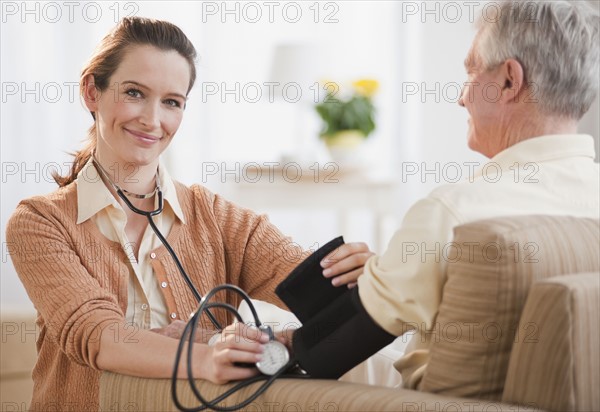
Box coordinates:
[352,79,379,97]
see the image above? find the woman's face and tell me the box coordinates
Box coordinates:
[86,45,190,172]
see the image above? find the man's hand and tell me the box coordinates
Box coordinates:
[321,242,374,288]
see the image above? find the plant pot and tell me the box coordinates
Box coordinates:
[322,130,367,169]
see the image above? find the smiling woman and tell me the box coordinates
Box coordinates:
[5,16,374,411]
[85,46,189,191]
[83,45,191,260]
[53,17,197,189]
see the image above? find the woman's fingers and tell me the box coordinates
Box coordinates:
[206,346,261,384]
[214,337,264,354]
[207,333,265,384]
[211,361,260,383]
[221,322,269,344]
[213,344,264,363]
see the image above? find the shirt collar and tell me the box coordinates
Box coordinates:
[470,134,596,180]
[158,160,186,224]
[489,134,596,167]
[76,157,186,225]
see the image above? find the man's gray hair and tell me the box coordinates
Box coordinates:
[476,1,599,119]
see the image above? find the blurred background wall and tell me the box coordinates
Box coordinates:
[2,0,598,311]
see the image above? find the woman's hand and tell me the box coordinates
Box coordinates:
[198,322,269,384]
[321,242,374,288]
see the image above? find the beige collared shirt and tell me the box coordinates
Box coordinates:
[358,134,599,387]
[76,158,186,329]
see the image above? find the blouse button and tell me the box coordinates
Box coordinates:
[141,303,148,311]
[170,313,177,319]
[150,252,157,259]
[161,281,168,288]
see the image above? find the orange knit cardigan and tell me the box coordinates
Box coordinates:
[6,180,306,411]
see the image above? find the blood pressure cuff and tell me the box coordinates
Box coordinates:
[275,236,346,323]
[291,287,396,379]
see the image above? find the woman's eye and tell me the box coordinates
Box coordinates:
[125,88,142,98]
[165,99,182,108]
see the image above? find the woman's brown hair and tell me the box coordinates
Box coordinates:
[53,17,197,187]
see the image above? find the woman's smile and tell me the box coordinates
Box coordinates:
[124,127,162,145]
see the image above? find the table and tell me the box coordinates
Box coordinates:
[224,163,398,253]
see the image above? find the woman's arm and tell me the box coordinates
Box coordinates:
[207,189,374,302]
[96,321,268,384]
[6,198,267,384]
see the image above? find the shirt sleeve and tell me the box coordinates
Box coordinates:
[357,195,461,336]
[5,199,125,369]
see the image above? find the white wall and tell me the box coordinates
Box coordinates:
[0,1,402,308]
[2,1,598,309]
[0,2,204,309]
[393,1,484,217]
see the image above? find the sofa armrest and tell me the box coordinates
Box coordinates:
[503,272,600,412]
[100,372,531,412]
[0,307,37,410]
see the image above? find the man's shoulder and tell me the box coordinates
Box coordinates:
[424,174,524,219]
[428,177,490,203]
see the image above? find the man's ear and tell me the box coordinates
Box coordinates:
[82,74,99,113]
[500,59,526,103]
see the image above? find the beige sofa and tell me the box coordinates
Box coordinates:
[0,307,37,410]
[52,215,600,410]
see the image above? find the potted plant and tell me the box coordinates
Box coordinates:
[315,79,378,152]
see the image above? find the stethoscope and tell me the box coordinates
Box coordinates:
[90,155,299,411]
[91,154,222,329]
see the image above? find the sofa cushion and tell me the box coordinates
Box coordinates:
[419,216,599,401]
[502,272,599,412]
[99,372,525,411]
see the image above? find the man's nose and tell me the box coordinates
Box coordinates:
[458,85,466,107]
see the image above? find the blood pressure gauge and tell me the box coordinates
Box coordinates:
[209,325,290,375]
[256,339,290,375]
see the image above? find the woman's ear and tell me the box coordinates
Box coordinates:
[82,74,99,113]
